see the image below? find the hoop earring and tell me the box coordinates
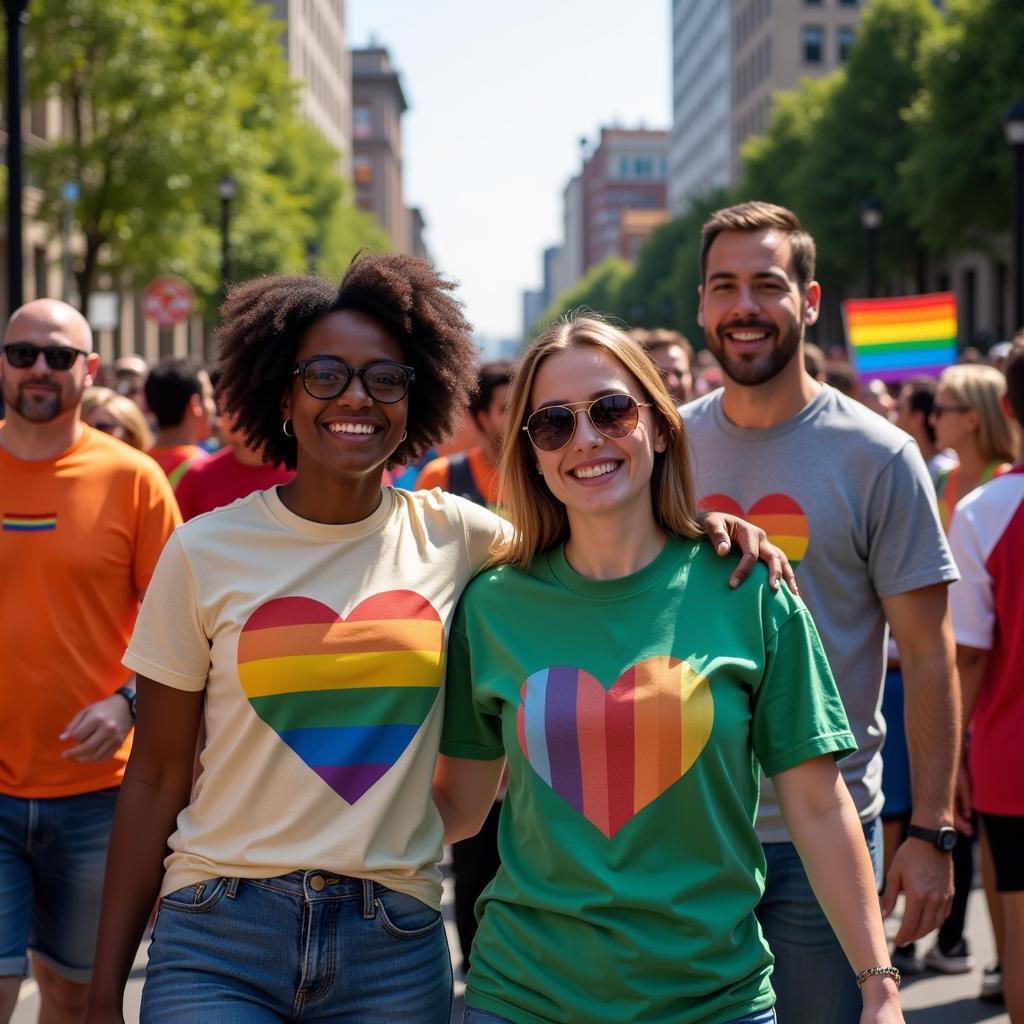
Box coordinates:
[282,418,295,437]
[400,430,407,443]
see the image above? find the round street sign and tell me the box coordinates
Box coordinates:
[143,275,195,328]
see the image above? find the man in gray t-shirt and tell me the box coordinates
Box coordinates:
[682,201,960,1024]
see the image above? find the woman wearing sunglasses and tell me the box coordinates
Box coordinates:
[435,316,904,1024]
[85,260,785,1024]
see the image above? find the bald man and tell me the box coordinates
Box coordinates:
[0,301,180,1022]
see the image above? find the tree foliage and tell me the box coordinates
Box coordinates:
[537,257,633,335]
[573,0,1018,343]
[22,0,388,312]
[902,0,1024,251]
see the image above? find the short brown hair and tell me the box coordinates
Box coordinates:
[642,328,694,365]
[700,201,816,291]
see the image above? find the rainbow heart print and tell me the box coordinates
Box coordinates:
[701,493,809,569]
[516,656,714,838]
[237,591,444,803]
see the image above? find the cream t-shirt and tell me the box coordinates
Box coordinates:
[123,485,506,906]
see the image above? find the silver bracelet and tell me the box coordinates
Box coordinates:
[856,965,901,989]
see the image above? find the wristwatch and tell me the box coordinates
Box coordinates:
[907,825,957,852]
[115,685,137,720]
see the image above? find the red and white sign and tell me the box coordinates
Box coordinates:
[143,275,195,328]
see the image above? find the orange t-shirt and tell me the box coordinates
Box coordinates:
[149,443,209,490]
[416,447,500,508]
[0,426,181,797]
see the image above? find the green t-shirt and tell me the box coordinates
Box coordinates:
[441,536,855,1024]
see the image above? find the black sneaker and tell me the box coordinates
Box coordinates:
[891,943,925,976]
[979,962,1004,1005]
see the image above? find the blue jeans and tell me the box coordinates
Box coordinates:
[756,818,883,1024]
[141,871,451,1023]
[0,787,118,982]
[464,1009,776,1023]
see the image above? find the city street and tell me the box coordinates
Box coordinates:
[11,868,1010,1023]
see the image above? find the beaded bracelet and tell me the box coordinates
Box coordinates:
[856,966,901,988]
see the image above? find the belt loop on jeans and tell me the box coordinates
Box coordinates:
[361,878,375,919]
[226,877,239,899]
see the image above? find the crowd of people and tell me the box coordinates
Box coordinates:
[1,200,1022,1024]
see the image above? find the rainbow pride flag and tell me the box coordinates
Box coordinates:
[843,292,957,383]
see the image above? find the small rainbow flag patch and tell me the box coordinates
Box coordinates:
[3,513,57,532]
[237,591,444,803]
[516,656,713,838]
[843,291,957,383]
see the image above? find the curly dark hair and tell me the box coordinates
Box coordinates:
[215,253,477,470]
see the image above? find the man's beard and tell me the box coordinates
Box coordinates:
[11,381,68,422]
[709,319,802,387]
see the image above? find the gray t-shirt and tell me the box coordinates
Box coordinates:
[683,385,958,842]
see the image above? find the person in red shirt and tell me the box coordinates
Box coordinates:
[949,343,1024,1020]
[416,360,514,514]
[174,414,295,521]
[144,357,216,489]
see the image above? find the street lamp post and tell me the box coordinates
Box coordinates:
[1004,101,1024,332]
[217,175,238,299]
[860,197,883,299]
[5,0,30,314]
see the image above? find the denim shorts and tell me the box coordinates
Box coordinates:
[0,787,118,982]
[141,871,452,1023]
[463,1008,776,1023]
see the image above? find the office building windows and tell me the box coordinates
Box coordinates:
[802,25,824,63]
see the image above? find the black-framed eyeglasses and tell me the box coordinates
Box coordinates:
[3,342,88,371]
[523,393,652,452]
[293,356,415,404]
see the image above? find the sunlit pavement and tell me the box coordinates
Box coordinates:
[12,876,1006,1023]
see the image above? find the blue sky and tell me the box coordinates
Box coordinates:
[348,1,672,340]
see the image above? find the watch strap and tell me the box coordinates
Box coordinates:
[115,685,137,719]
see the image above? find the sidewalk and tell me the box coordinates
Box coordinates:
[12,882,1009,1022]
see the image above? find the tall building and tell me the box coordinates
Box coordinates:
[581,128,668,273]
[670,0,865,212]
[561,174,585,291]
[351,45,421,254]
[669,0,732,214]
[269,0,351,175]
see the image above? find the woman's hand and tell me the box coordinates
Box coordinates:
[859,975,904,1023]
[696,510,799,593]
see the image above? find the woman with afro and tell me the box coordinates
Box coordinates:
[86,253,794,1024]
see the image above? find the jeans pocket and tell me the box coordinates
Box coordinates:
[159,878,230,914]
[374,888,443,939]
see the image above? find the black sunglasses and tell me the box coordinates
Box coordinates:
[293,356,415,405]
[3,342,88,371]
[523,394,652,452]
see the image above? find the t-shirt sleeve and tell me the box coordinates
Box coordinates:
[751,604,856,777]
[867,441,959,598]
[440,605,505,760]
[123,530,211,691]
[172,463,201,522]
[947,507,995,650]
[459,499,513,572]
[415,457,449,492]
[132,461,183,596]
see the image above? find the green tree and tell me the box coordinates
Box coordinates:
[23,0,387,312]
[788,0,942,287]
[738,74,841,212]
[537,257,633,336]
[902,0,1024,252]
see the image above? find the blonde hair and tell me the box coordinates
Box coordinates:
[938,364,1017,465]
[81,386,154,451]
[497,315,702,569]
